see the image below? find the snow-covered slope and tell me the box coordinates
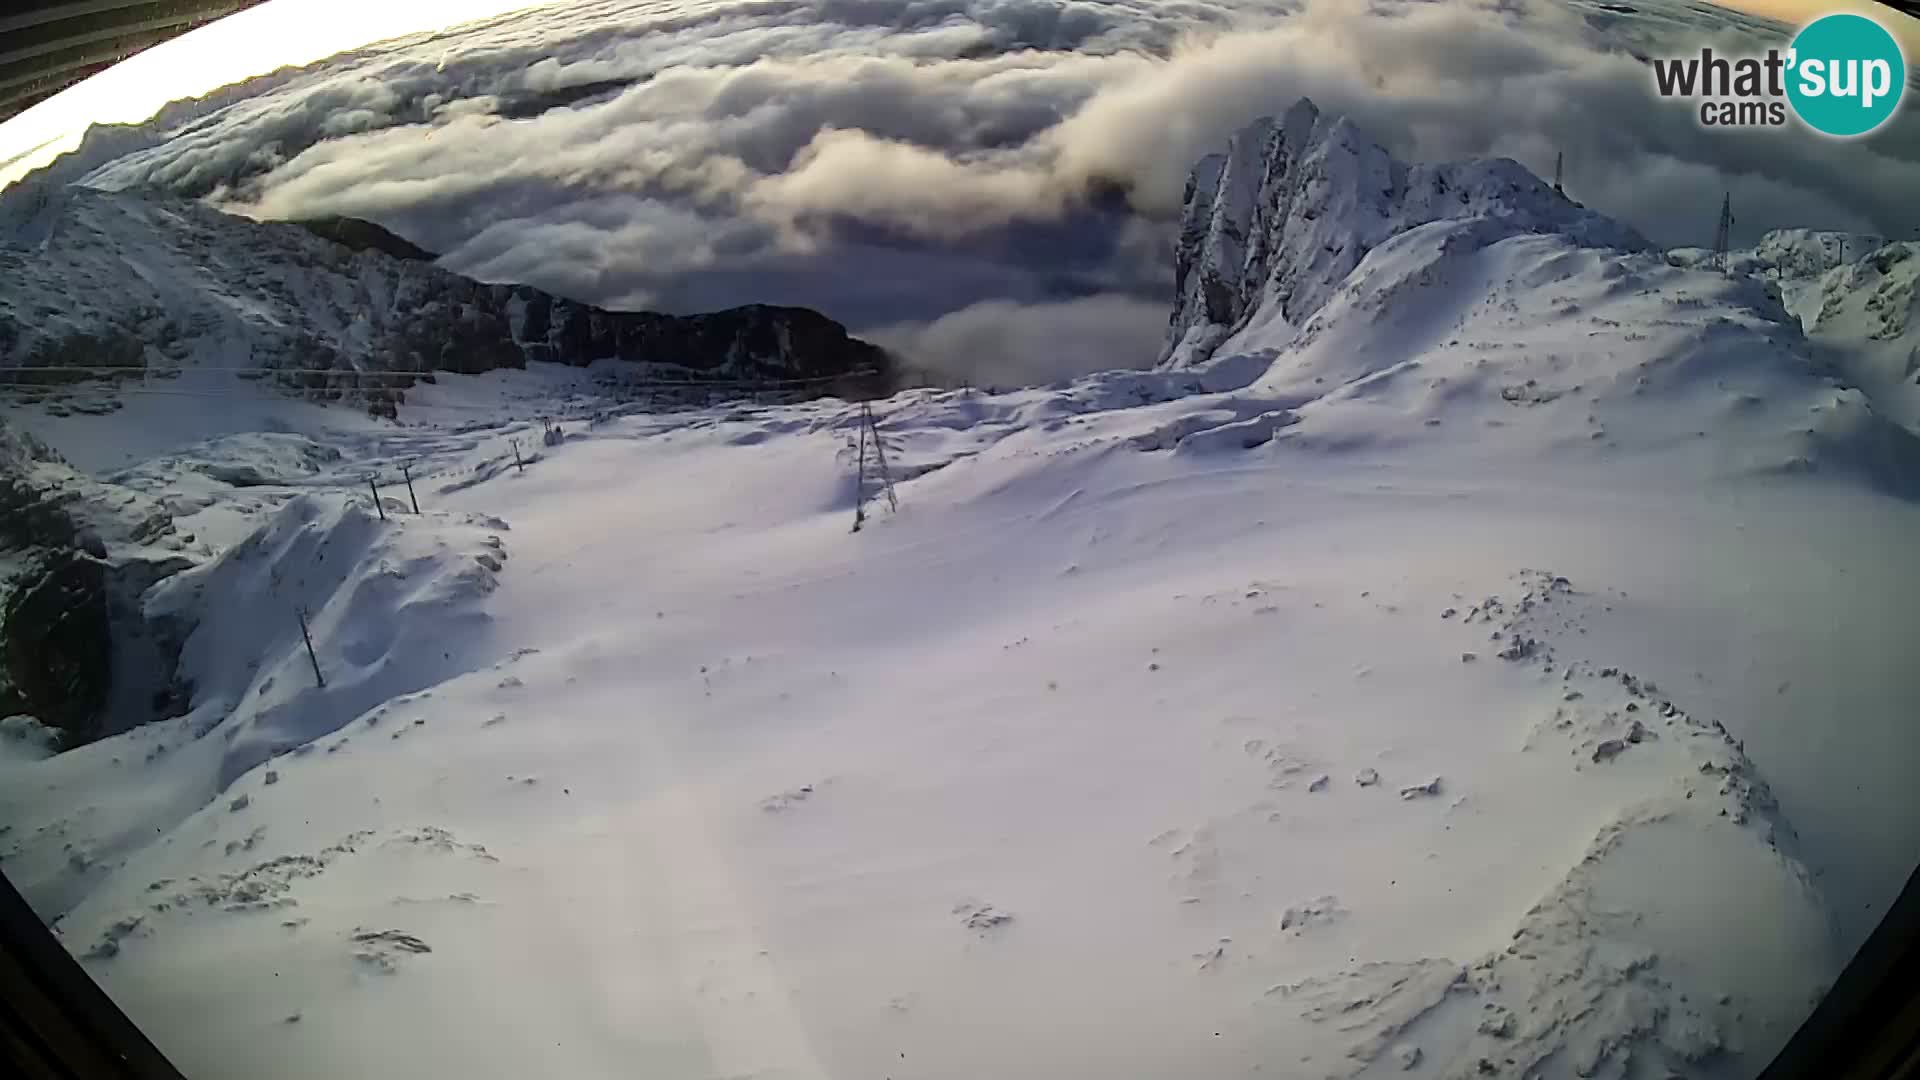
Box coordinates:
[5,377,1913,1080]
[1,101,1917,1080]
[0,186,889,415]
[1154,104,1919,500]
[1251,221,1920,495]
[1160,98,1646,369]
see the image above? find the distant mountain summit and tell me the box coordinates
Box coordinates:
[1161,98,1645,369]
[0,187,890,414]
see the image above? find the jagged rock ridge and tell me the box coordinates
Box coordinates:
[1161,98,1647,369]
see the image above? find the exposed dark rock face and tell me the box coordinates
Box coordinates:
[509,298,891,382]
[1,551,109,735]
[101,555,195,737]
[0,421,187,746]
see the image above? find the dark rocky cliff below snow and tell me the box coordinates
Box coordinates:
[0,421,190,746]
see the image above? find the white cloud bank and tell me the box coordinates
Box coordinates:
[6,0,1919,384]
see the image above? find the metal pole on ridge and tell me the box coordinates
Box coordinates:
[853,405,868,533]
[296,606,324,688]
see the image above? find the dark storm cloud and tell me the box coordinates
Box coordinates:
[38,0,1920,384]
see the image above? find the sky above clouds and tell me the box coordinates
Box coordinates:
[2,0,1918,384]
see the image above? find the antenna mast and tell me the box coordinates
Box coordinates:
[1712,191,1733,273]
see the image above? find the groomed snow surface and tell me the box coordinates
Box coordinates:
[5,236,1920,1079]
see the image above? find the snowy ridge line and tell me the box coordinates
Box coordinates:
[0,365,883,388]
[0,186,892,416]
[3,367,431,379]
[6,386,607,416]
[0,385,856,412]
[5,387,521,407]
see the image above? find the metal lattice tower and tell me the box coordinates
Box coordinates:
[850,400,898,533]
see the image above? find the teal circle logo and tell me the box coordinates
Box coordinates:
[1786,13,1906,137]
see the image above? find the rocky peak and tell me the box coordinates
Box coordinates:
[1160,98,1647,368]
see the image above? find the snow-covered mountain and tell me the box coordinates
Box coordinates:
[0,186,891,415]
[1160,98,1646,370]
[3,98,1919,1080]
[1148,101,1919,503]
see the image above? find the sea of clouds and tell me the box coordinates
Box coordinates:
[20,0,1920,383]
